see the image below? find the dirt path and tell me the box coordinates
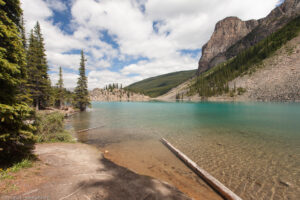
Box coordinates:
[0,143,192,200]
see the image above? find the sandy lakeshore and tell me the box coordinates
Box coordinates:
[98,139,222,200]
[0,143,193,200]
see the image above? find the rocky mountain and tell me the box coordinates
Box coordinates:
[230,35,300,102]
[90,88,150,102]
[206,34,300,102]
[197,0,300,74]
[198,17,258,73]
[158,34,300,102]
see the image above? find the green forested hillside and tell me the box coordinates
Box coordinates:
[189,15,300,97]
[126,69,197,97]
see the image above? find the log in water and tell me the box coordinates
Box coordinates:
[161,138,242,200]
[77,125,105,133]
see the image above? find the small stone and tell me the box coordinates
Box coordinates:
[279,180,292,187]
[104,150,109,154]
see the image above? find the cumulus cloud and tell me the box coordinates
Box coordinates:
[50,72,79,89]
[45,0,67,12]
[88,70,143,89]
[22,0,279,89]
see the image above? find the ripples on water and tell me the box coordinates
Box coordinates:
[68,101,300,200]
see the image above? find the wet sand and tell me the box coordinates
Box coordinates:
[98,139,222,200]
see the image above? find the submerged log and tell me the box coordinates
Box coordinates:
[161,138,242,200]
[77,125,105,133]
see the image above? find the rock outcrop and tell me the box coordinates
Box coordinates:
[198,17,258,73]
[197,0,300,74]
[157,34,300,102]
[90,88,150,102]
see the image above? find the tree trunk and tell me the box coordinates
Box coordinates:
[35,99,39,110]
[59,99,62,109]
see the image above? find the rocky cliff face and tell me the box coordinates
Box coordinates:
[90,88,150,102]
[198,17,258,73]
[197,0,300,74]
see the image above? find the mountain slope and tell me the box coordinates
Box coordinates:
[227,34,300,102]
[157,16,300,102]
[126,69,196,97]
[197,0,300,74]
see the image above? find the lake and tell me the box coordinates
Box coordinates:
[67,101,300,200]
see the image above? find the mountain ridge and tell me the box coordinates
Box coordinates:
[125,69,196,97]
[197,0,300,74]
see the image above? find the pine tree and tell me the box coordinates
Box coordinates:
[20,16,27,49]
[74,50,90,111]
[18,13,32,104]
[0,0,35,162]
[56,67,64,109]
[27,22,51,110]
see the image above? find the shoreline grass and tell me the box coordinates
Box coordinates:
[35,111,76,143]
[0,158,34,180]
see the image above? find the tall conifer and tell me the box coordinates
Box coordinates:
[20,16,27,49]
[74,50,90,111]
[27,22,51,109]
[56,66,64,109]
[0,0,35,162]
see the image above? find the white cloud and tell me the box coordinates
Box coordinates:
[47,52,80,71]
[22,0,279,89]
[145,0,278,49]
[88,70,143,89]
[121,54,197,78]
[22,0,52,28]
[50,72,79,89]
[45,0,67,12]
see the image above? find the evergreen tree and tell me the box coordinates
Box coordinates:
[0,0,35,163]
[56,67,64,109]
[20,16,27,49]
[18,14,31,104]
[74,50,90,111]
[26,22,51,110]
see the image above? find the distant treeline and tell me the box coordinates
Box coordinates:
[104,83,123,91]
[189,15,300,97]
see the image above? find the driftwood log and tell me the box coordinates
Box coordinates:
[161,138,242,200]
[77,125,105,133]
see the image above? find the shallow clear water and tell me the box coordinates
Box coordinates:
[68,101,300,200]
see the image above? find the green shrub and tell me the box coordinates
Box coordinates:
[0,104,36,165]
[0,158,33,180]
[9,159,33,173]
[0,170,14,180]
[237,87,246,95]
[35,112,74,143]
[229,91,235,97]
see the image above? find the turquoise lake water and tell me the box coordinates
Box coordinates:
[68,101,300,200]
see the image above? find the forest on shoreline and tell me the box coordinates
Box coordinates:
[0,0,90,166]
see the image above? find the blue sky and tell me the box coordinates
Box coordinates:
[21,0,280,89]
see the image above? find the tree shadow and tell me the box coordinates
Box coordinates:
[77,157,192,200]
